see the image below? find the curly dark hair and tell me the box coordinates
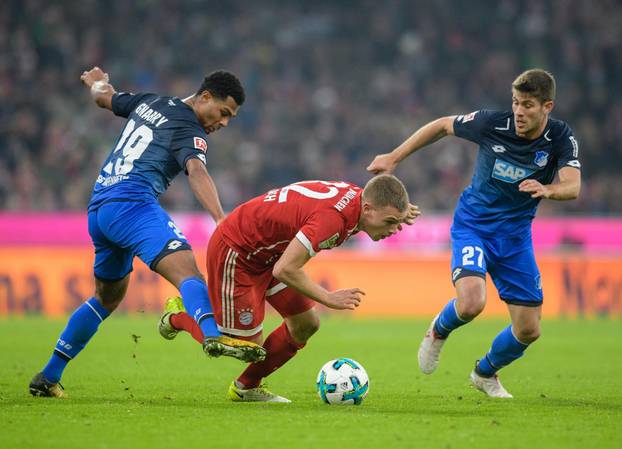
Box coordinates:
[197,70,245,106]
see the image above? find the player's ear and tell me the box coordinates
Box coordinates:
[199,90,213,102]
[543,100,554,114]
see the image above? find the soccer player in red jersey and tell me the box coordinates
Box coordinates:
[159,174,419,402]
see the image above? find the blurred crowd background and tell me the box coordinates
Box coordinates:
[1,0,620,215]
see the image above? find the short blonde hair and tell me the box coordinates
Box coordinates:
[362,174,409,212]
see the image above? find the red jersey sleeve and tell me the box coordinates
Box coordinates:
[295,209,348,256]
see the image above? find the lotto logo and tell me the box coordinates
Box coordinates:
[452,268,462,281]
[168,240,183,250]
[492,159,534,184]
[194,137,207,152]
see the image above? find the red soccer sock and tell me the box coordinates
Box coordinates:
[237,322,305,389]
[170,312,204,344]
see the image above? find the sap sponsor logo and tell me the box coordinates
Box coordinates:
[534,151,549,167]
[238,308,254,326]
[567,160,581,168]
[458,111,478,123]
[452,267,462,281]
[168,240,183,250]
[492,159,534,184]
[194,137,208,152]
[197,154,207,164]
[492,145,506,153]
[535,274,542,290]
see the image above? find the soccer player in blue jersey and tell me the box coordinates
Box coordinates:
[367,69,581,398]
[29,66,266,398]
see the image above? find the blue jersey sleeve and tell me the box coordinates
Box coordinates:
[111,92,157,118]
[453,109,496,144]
[170,124,209,172]
[554,123,581,170]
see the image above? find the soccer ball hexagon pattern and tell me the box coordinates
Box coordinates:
[316,358,370,405]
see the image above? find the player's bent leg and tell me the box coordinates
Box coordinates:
[154,250,221,337]
[283,308,321,344]
[472,305,541,398]
[157,295,267,362]
[230,310,319,403]
[30,275,129,397]
[419,276,486,374]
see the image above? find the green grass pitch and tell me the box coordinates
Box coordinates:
[1,316,620,449]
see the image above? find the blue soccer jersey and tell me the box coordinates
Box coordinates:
[88,92,210,211]
[449,110,581,304]
[452,109,581,236]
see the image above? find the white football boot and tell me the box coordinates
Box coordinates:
[418,314,447,374]
[228,381,291,403]
[469,369,513,398]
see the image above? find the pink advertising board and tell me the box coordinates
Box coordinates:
[2,213,621,252]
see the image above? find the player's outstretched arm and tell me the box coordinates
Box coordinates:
[367,116,456,174]
[186,159,226,224]
[518,167,581,200]
[80,66,116,111]
[273,239,364,310]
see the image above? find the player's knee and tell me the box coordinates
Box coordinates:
[515,325,541,344]
[289,316,320,343]
[95,277,128,313]
[456,294,486,320]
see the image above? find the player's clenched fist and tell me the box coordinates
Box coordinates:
[324,288,365,310]
[366,153,398,175]
[80,66,109,87]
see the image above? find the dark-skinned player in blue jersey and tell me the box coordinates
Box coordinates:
[30,66,266,398]
[367,69,581,398]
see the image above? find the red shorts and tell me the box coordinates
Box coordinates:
[206,228,315,338]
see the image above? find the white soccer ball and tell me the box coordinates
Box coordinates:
[316,357,370,405]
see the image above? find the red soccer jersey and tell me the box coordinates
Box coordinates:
[219,180,362,271]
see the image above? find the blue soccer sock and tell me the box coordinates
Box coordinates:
[42,297,111,383]
[476,325,529,377]
[433,298,470,338]
[179,276,220,338]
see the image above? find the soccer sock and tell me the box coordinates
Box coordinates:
[179,276,219,338]
[42,297,111,383]
[236,322,305,389]
[433,298,470,338]
[170,312,204,344]
[476,325,529,377]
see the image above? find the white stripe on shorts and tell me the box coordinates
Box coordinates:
[221,248,238,328]
[265,282,287,297]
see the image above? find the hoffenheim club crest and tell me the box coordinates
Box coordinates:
[534,151,549,167]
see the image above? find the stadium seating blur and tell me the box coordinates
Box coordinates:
[1,0,620,213]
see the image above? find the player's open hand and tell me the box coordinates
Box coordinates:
[324,288,365,310]
[366,153,398,174]
[402,203,421,227]
[518,179,551,199]
[80,66,109,88]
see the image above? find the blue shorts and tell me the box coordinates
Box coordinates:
[88,201,191,281]
[450,225,542,306]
